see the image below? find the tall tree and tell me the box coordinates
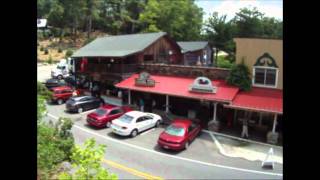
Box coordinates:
[233,7,264,38]
[139,0,203,40]
[205,12,236,61]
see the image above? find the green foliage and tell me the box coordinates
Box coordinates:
[58,47,63,53]
[37,95,47,121]
[38,118,75,179]
[65,49,73,58]
[58,138,118,180]
[44,48,49,54]
[226,58,252,91]
[47,55,53,64]
[37,81,53,100]
[217,56,233,69]
[40,46,44,51]
[139,0,203,41]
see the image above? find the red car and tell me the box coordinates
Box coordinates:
[86,104,132,128]
[158,119,202,151]
[51,86,75,105]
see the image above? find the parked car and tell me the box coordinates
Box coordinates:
[87,104,132,128]
[158,119,202,151]
[111,111,162,137]
[44,78,67,90]
[51,86,74,105]
[65,96,105,113]
[64,75,79,87]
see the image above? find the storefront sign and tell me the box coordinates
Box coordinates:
[135,72,155,87]
[189,77,217,93]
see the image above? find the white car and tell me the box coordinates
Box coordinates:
[111,111,162,137]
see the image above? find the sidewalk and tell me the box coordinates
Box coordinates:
[214,135,283,164]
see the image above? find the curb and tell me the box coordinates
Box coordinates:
[202,130,283,149]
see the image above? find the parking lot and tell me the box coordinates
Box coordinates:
[45,101,283,174]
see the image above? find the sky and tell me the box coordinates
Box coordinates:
[195,0,283,22]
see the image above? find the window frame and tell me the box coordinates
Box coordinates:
[252,66,279,88]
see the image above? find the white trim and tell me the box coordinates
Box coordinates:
[252,66,279,89]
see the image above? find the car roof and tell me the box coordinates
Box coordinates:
[125,111,146,117]
[71,95,92,101]
[171,119,193,128]
[52,86,72,91]
[100,104,118,110]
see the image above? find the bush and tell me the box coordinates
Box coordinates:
[226,58,252,91]
[58,47,63,53]
[40,46,44,51]
[47,55,53,64]
[44,48,49,54]
[217,56,233,69]
[37,81,53,100]
[58,138,117,180]
[65,49,73,58]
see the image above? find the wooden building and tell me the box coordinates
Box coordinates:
[178,41,213,66]
[72,32,182,96]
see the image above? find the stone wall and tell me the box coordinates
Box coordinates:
[139,64,230,80]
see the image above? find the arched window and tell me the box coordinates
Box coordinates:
[253,53,279,88]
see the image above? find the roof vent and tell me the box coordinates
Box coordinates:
[135,72,155,87]
[189,77,217,93]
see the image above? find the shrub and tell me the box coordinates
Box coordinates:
[217,56,233,69]
[226,58,252,91]
[65,49,73,58]
[44,48,49,54]
[40,46,44,51]
[47,55,53,64]
[58,47,63,53]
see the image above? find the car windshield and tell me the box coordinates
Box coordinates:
[57,65,65,70]
[95,108,107,116]
[165,125,185,137]
[118,114,134,124]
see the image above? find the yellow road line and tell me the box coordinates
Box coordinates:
[102,159,163,180]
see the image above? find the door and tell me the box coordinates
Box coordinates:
[108,109,124,122]
[135,117,148,132]
[144,116,154,129]
[187,123,198,141]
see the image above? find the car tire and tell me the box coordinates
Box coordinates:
[57,99,63,105]
[185,141,189,150]
[78,107,83,113]
[155,120,160,128]
[106,122,111,128]
[131,129,138,137]
[57,75,63,80]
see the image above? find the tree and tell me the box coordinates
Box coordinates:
[233,7,264,38]
[226,58,252,91]
[58,138,118,180]
[205,12,236,64]
[139,0,203,41]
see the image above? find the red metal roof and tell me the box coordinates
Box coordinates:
[115,74,239,102]
[226,87,283,114]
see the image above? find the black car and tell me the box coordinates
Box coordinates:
[65,96,105,113]
[64,75,79,87]
[44,78,67,90]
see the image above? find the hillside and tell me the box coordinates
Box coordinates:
[37,31,107,62]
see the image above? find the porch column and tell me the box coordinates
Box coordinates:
[233,109,237,125]
[212,102,218,122]
[165,95,169,113]
[259,112,263,126]
[128,90,131,105]
[272,114,278,133]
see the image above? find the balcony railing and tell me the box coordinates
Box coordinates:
[86,64,139,74]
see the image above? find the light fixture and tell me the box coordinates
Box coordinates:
[110,58,114,63]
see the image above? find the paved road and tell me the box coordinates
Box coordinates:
[39,64,283,179]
